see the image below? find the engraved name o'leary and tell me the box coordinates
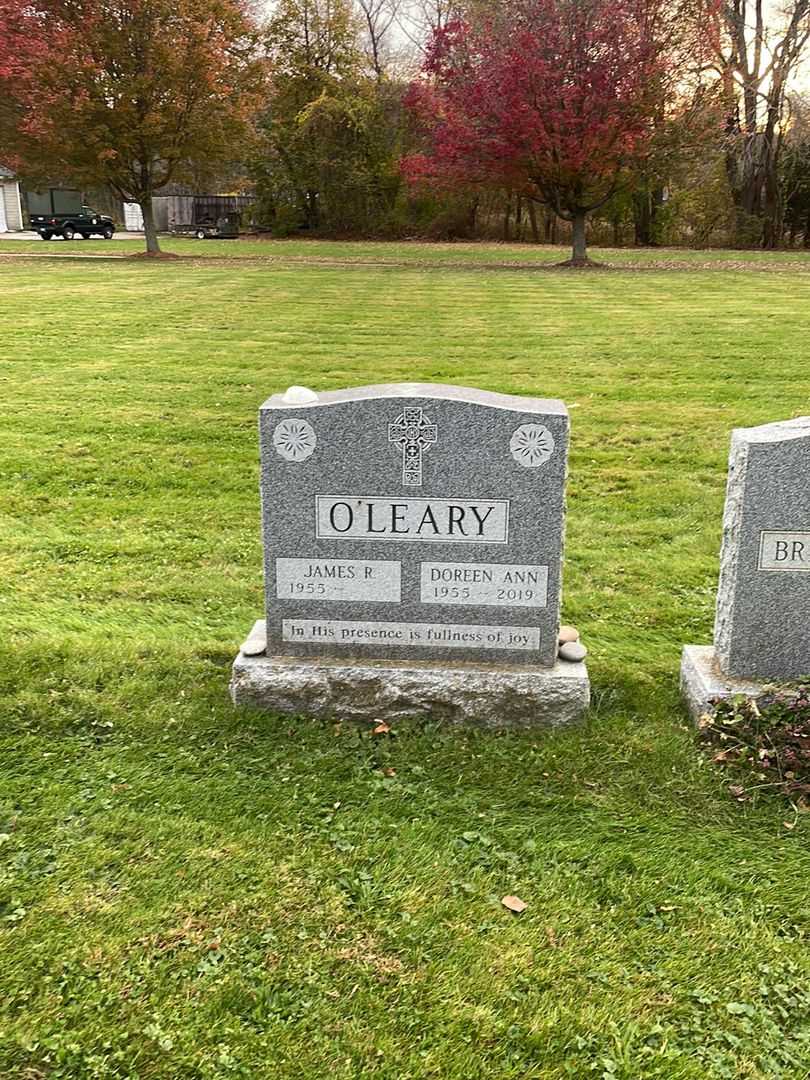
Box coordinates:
[315,496,510,543]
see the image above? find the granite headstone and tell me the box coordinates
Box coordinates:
[681,416,810,718]
[232,382,590,726]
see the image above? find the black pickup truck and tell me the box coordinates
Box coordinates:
[31,205,116,240]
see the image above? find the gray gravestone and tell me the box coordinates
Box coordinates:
[232,383,589,726]
[681,416,810,718]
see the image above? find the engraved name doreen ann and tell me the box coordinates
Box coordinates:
[429,566,541,584]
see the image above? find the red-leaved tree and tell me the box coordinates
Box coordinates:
[0,0,52,152]
[0,0,265,253]
[403,0,709,264]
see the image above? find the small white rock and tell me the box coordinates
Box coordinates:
[558,625,580,644]
[282,385,318,405]
[240,628,268,656]
[559,641,587,662]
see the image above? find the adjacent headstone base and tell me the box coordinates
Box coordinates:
[680,645,772,723]
[231,620,589,728]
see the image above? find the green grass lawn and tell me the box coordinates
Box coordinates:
[2,244,810,1079]
[4,233,810,267]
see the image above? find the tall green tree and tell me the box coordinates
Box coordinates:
[256,0,405,234]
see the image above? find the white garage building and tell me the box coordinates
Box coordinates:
[0,165,24,232]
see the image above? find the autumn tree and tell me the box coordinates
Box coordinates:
[0,0,265,253]
[707,0,810,247]
[403,0,710,264]
[0,0,50,152]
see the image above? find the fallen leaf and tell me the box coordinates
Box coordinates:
[501,895,527,914]
[783,820,796,830]
[372,721,391,735]
[383,767,396,777]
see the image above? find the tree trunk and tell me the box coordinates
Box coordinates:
[633,191,651,245]
[502,194,511,241]
[140,197,161,254]
[762,179,781,249]
[805,211,810,249]
[527,201,540,243]
[726,133,767,246]
[633,188,664,246]
[570,210,588,264]
[305,189,319,229]
[761,126,782,250]
[467,198,479,235]
[555,210,598,266]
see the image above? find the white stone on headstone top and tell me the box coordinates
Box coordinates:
[282,385,319,405]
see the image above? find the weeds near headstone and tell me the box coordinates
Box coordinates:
[698,685,810,807]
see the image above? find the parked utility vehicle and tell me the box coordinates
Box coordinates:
[32,205,115,240]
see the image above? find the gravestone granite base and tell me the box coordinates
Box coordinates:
[680,645,776,723]
[231,620,590,728]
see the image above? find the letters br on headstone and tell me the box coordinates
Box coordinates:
[259,383,569,668]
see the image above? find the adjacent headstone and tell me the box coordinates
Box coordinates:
[682,416,810,720]
[231,383,590,726]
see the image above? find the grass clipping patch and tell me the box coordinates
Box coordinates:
[699,684,810,807]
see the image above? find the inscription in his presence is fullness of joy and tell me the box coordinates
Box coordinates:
[283,618,540,651]
[315,496,509,544]
[758,531,810,571]
[420,562,548,608]
[276,558,401,601]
